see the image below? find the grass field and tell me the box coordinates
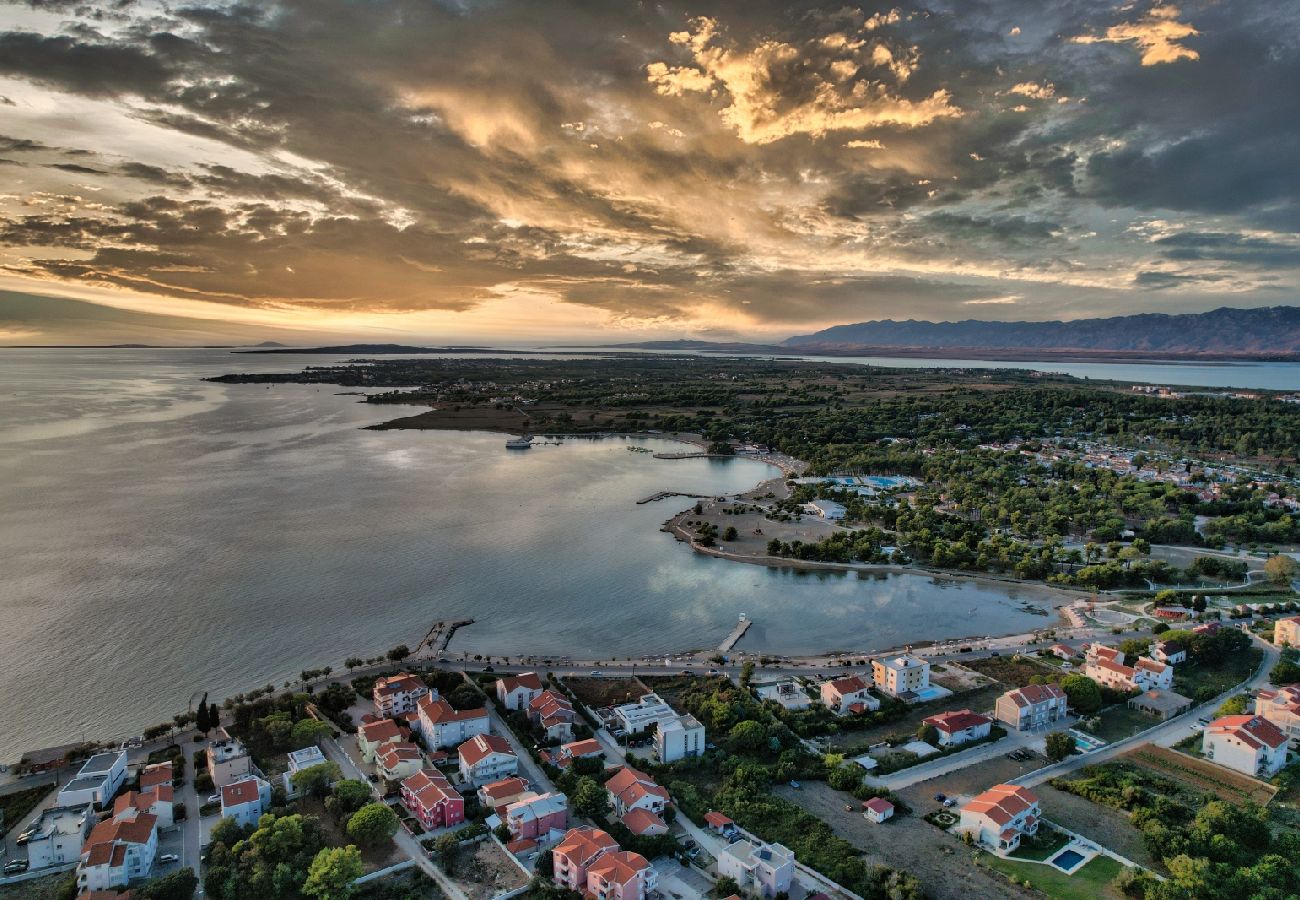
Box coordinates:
[1172,647,1263,700]
[981,850,1128,899]
[0,873,75,900]
[1083,705,1158,743]
[1122,744,1277,805]
[962,655,1058,687]
[0,785,51,838]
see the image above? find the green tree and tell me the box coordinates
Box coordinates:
[571,777,610,819]
[434,833,461,875]
[135,869,199,900]
[729,719,767,752]
[195,697,211,735]
[291,761,342,799]
[344,657,363,672]
[290,718,332,750]
[916,723,940,745]
[1264,555,1297,583]
[739,660,755,688]
[1045,731,1074,762]
[827,764,863,793]
[325,780,373,822]
[723,525,738,542]
[346,802,400,846]
[1060,674,1103,715]
[713,876,741,898]
[1215,695,1249,717]
[303,846,363,900]
[386,644,411,663]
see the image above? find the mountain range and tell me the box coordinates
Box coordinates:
[609,306,1300,360]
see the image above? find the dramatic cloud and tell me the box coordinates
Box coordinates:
[1071,4,1200,66]
[0,0,1293,343]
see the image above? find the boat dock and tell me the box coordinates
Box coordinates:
[718,614,751,652]
[636,490,711,505]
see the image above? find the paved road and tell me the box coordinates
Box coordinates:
[867,725,1058,792]
[1014,634,1279,788]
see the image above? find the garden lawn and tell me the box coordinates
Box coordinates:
[981,851,1127,899]
[1085,706,1158,743]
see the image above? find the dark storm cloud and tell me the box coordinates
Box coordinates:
[0,0,1295,333]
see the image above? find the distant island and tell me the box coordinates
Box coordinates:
[598,306,1300,361]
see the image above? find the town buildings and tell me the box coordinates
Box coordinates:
[1202,715,1289,777]
[717,840,795,898]
[819,675,880,715]
[552,826,619,893]
[959,784,1041,855]
[803,499,846,520]
[376,741,426,782]
[478,776,532,810]
[357,719,405,763]
[528,689,576,742]
[1150,640,1188,664]
[23,804,94,869]
[138,762,172,794]
[458,733,518,785]
[1275,616,1300,648]
[586,849,656,900]
[871,655,930,698]
[58,751,127,809]
[505,792,569,841]
[401,769,465,830]
[1128,690,1194,721]
[372,672,430,718]
[76,813,157,892]
[1255,685,1300,745]
[418,695,490,750]
[284,745,329,797]
[754,679,813,711]
[1084,647,1173,692]
[611,693,705,762]
[220,776,272,827]
[921,709,993,746]
[994,684,1068,732]
[206,728,253,788]
[112,786,174,829]
[496,672,544,711]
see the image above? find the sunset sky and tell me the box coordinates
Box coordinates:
[0,0,1297,344]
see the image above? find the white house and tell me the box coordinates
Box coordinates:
[656,713,705,762]
[1150,640,1188,665]
[76,813,157,893]
[220,776,273,828]
[1255,685,1300,746]
[207,728,254,788]
[862,797,894,824]
[283,745,330,797]
[1084,651,1172,692]
[819,675,880,715]
[58,751,128,809]
[458,734,518,786]
[613,694,677,734]
[754,679,812,711]
[994,684,1068,732]
[418,695,491,750]
[376,741,426,782]
[605,766,670,817]
[921,709,993,746]
[1202,715,1289,777]
[871,655,930,698]
[959,784,1041,855]
[372,672,430,718]
[23,804,94,869]
[496,673,544,711]
[804,499,846,520]
[717,840,795,898]
[112,785,174,829]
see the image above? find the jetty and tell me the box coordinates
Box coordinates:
[416,619,476,655]
[718,614,752,652]
[636,490,711,505]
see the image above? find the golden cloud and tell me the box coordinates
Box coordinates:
[1071,4,1200,66]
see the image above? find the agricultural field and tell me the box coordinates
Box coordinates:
[1121,744,1277,805]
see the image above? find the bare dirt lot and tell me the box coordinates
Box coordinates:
[452,838,529,900]
[776,781,1031,900]
[562,675,648,709]
[961,655,1059,687]
[893,752,1051,812]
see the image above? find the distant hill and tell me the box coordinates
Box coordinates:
[781,306,1300,356]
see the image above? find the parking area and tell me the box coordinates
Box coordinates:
[652,856,715,900]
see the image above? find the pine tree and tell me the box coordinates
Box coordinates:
[196,696,211,734]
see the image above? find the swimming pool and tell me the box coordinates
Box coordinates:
[1051,849,1086,872]
[1070,729,1107,752]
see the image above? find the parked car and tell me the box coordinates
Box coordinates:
[4,860,29,875]
[590,670,602,676]
[683,839,696,849]
[788,780,801,789]
[933,793,947,803]
[944,799,957,808]
[16,830,35,845]
[206,794,221,804]
[159,853,180,864]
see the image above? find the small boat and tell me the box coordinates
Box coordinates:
[505,434,534,449]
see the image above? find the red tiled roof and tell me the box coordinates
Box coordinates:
[139,762,172,791]
[221,778,263,808]
[553,826,617,866]
[85,813,157,854]
[863,797,893,814]
[359,719,402,743]
[480,776,530,802]
[1005,683,1066,707]
[561,738,603,759]
[827,675,869,695]
[704,811,734,828]
[621,807,667,835]
[589,850,650,886]
[419,695,488,724]
[378,741,423,770]
[458,733,515,767]
[961,784,1038,827]
[403,769,461,808]
[500,672,544,693]
[922,709,991,734]
[1208,715,1287,750]
[374,673,426,697]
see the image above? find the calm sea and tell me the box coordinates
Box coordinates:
[0,348,1292,759]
